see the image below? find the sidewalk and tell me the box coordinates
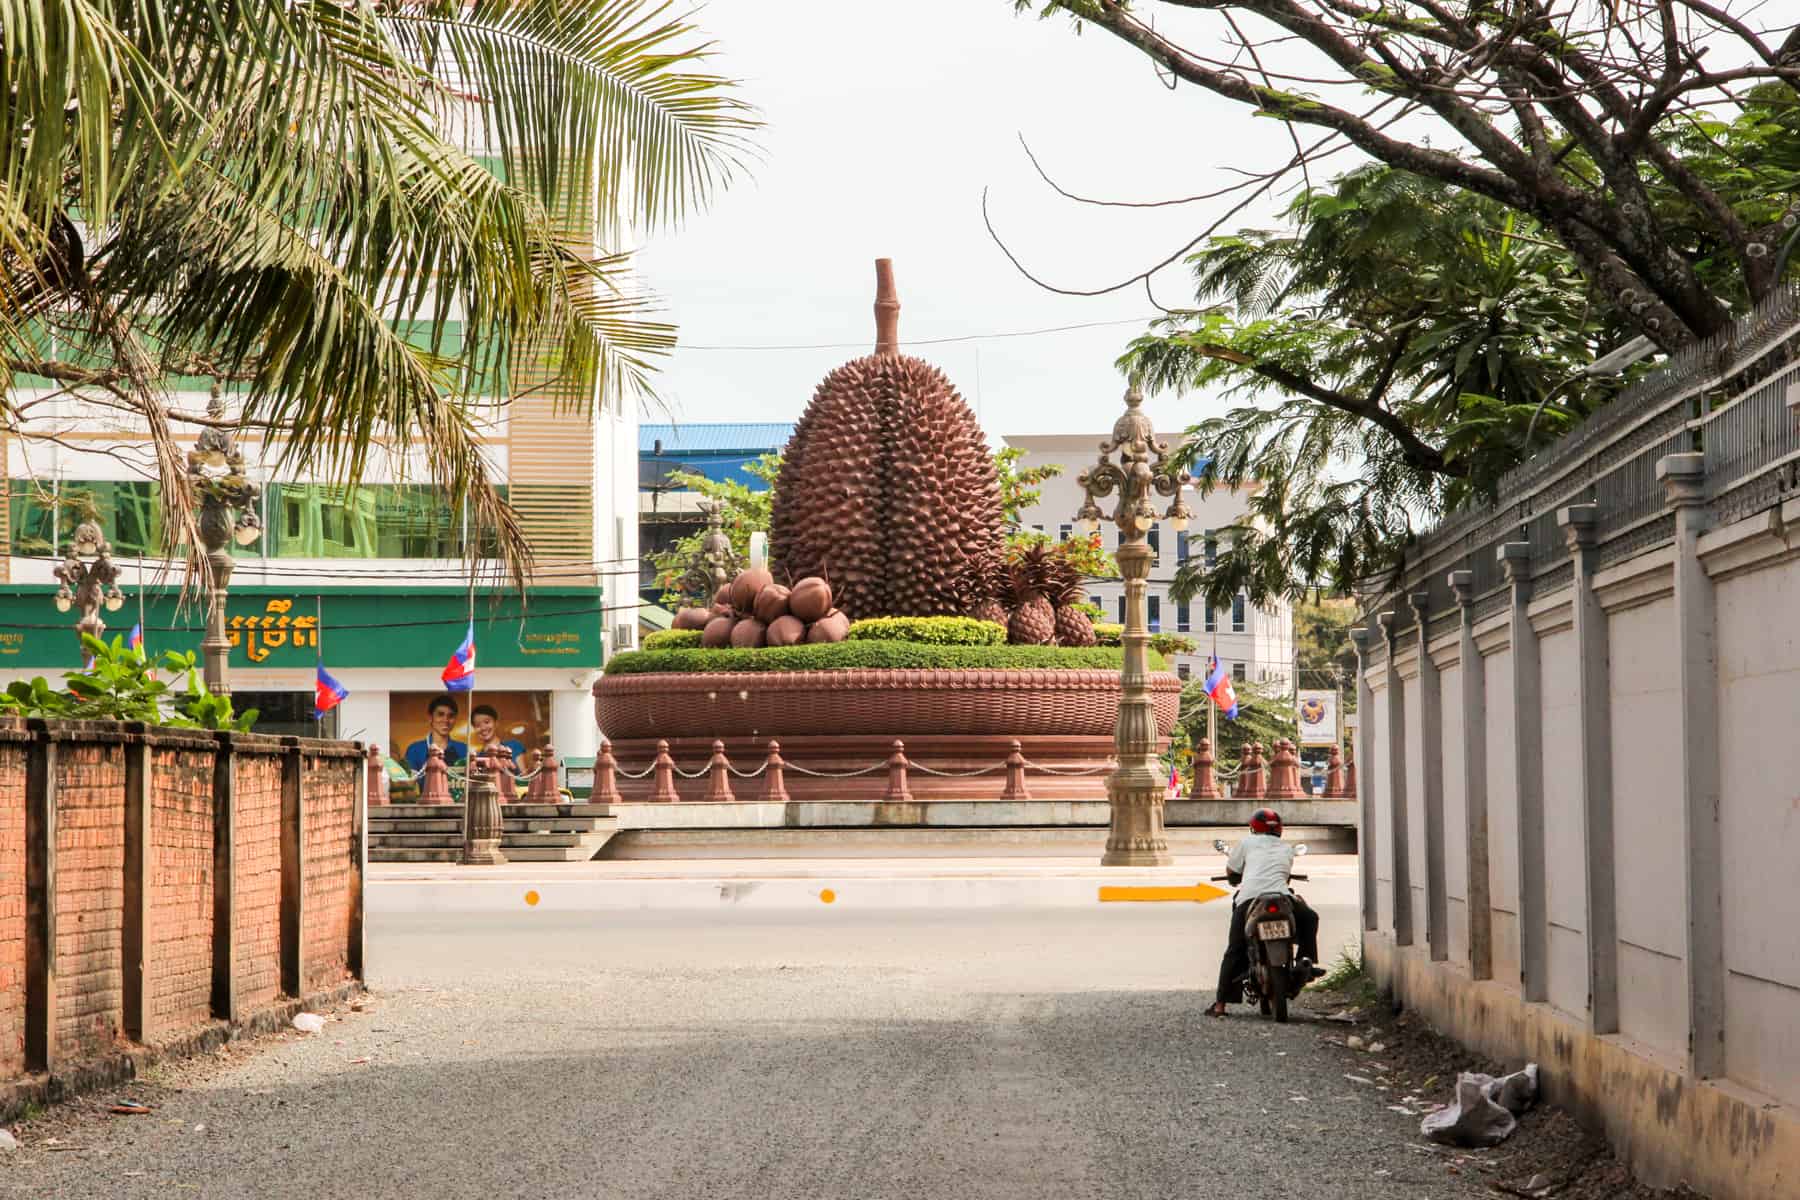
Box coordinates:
[365,854,1360,911]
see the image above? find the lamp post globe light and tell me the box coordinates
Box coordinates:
[1077,386,1192,867]
[52,518,126,653]
[187,384,262,695]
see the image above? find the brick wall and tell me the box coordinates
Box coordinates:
[53,737,127,1061]
[146,742,216,1035]
[230,747,284,1014]
[301,754,356,992]
[0,738,27,1078]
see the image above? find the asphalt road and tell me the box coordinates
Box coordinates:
[1,890,1503,1199]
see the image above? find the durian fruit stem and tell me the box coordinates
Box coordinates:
[874,258,900,356]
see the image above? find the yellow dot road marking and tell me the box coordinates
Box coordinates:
[1098,882,1230,904]
[524,890,540,907]
[819,888,837,904]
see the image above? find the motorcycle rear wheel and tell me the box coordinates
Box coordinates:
[1269,965,1290,1023]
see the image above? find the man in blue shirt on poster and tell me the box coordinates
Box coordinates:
[404,694,469,773]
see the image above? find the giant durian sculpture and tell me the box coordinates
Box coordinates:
[770,260,1003,620]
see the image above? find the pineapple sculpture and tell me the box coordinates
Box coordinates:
[964,558,1009,628]
[1004,547,1057,646]
[770,260,1003,620]
[1048,557,1098,647]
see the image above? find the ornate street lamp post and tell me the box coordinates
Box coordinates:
[53,519,126,655]
[1077,387,1192,867]
[186,385,262,695]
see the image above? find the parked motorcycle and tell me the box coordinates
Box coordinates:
[1212,839,1311,1023]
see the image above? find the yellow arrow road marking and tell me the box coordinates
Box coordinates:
[1098,882,1231,903]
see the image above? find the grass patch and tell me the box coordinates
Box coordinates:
[1311,942,1376,999]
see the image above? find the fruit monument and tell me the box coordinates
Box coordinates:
[593,260,1180,801]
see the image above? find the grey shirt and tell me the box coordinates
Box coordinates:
[1228,832,1297,906]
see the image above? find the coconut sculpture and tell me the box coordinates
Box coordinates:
[770,260,1002,619]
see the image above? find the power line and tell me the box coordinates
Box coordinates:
[678,315,1157,353]
[6,599,659,636]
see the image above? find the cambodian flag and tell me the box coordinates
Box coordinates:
[1204,656,1239,719]
[127,623,144,654]
[1167,758,1181,798]
[313,664,349,719]
[441,624,476,692]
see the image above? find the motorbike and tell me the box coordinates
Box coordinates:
[1211,839,1311,1024]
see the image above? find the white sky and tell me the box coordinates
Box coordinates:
[632,0,1301,444]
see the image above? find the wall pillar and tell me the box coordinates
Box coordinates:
[1559,503,1619,1034]
[210,733,236,1022]
[1448,571,1492,980]
[1657,452,1724,1078]
[1409,591,1449,962]
[1349,627,1378,933]
[1500,541,1548,1003]
[1377,611,1414,947]
[122,726,151,1042]
[23,726,57,1072]
[278,741,304,999]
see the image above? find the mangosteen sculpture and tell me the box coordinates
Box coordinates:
[770,260,1003,620]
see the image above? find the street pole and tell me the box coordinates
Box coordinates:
[52,520,125,658]
[1077,387,1192,868]
[187,384,262,696]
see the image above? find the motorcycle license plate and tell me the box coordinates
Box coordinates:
[1257,920,1291,940]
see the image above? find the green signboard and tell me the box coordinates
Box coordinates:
[0,584,604,671]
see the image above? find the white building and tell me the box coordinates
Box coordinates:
[1002,432,1294,689]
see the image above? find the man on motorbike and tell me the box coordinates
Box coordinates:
[1205,807,1323,1017]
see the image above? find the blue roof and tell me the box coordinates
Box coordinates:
[640,422,794,455]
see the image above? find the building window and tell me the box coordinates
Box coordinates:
[1147,595,1160,632]
[1117,595,1125,623]
[1232,662,1247,682]
[1147,523,1160,566]
[1177,663,1191,681]
[1176,602,1190,633]
[1204,603,1216,633]
[1204,530,1217,567]
[1231,593,1246,633]
[1032,524,1044,534]
[1176,530,1189,562]
[1058,523,1071,542]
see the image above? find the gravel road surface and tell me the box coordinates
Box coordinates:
[2,896,1517,1199]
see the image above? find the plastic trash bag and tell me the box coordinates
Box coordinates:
[1420,1063,1539,1147]
[292,1012,326,1034]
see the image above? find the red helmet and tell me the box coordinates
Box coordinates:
[1249,808,1283,836]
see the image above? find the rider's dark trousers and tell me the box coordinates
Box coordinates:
[1214,896,1322,1005]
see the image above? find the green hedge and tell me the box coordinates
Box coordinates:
[642,628,704,651]
[1093,622,1123,646]
[604,641,1170,676]
[846,616,1006,646]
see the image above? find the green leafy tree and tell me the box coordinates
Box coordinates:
[1294,600,1358,690]
[1136,166,1633,606]
[2,1,756,577]
[650,453,781,606]
[998,447,1119,579]
[1,634,256,730]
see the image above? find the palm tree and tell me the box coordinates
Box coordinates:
[0,0,756,578]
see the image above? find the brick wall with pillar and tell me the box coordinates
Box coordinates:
[2,721,365,1111]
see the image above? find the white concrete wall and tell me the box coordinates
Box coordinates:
[1481,643,1522,987]
[1359,495,1800,1114]
[1605,593,1688,1062]
[1715,561,1800,1107]
[1536,622,1589,1022]
[1439,656,1470,964]
[1369,677,1395,932]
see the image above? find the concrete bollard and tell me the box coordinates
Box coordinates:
[1190,737,1220,799]
[760,740,791,802]
[494,745,519,806]
[1343,741,1357,800]
[884,739,914,803]
[593,739,622,803]
[1000,739,1031,801]
[420,743,453,804]
[1323,744,1346,798]
[651,739,680,803]
[1237,742,1264,800]
[704,740,736,802]
[366,742,388,807]
[526,742,561,804]
[1265,739,1303,800]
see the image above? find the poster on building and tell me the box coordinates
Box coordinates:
[1296,689,1339,747]
[389,690,552,774]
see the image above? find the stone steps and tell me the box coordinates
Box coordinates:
[368,802,617,863]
